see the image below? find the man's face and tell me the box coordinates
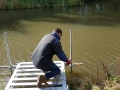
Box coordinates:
[58,33,62,38]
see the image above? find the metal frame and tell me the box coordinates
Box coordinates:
[5,61,68,90]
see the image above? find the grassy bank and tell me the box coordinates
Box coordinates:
[0,0,84,10]
[66,71,120,90]
[0,0,119,10]
[0,75,5,90]
[66,59,120,90]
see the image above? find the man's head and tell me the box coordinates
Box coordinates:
[54,28,62,37]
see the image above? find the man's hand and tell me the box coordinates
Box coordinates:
[66,59,71,66]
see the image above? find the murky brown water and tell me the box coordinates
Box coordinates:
[0,1,120,87]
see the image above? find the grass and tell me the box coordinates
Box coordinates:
[0,75,5,90]
[66,74,120,90]
[66,58,120,90]
[0,1,7,10]
[0,0,84,10]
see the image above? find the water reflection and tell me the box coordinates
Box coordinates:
[0,1,120,32]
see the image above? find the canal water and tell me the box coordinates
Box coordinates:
[0,1,120,87]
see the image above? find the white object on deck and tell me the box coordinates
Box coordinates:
[5,61,68,90]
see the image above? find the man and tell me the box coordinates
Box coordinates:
[32,28,71,88]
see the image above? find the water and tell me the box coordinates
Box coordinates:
[0,1,120,86]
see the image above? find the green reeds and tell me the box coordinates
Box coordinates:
[66,58,120,90]
[0,0,84,10]
[66,71,83,90]
[0,0,41,10]
[0,0,7,10]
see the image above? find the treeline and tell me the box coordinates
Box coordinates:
[0,0,84,10]
[0,0,119,10]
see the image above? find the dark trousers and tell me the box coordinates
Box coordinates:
[40,61,61,80]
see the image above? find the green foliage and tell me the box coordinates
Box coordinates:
[84,81,92,90]
[0,0,84,9]
[0,0,7,10]
[108,76,120,83]
[0,0,120,10]
[67,0,74,6]
[92,85,100,90]
[66,71,83,90]
[0,75,4,90]
[0,0,40,9]
[10,0,20,9]
[67,0,79,6]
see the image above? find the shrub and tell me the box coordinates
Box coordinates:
[0,1,7,10]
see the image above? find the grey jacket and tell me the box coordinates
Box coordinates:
[31,32,68,69]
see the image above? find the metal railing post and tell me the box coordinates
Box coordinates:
[4,32,13,75]
[70,30,72,74]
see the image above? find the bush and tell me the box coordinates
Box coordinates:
[0,1,7,10]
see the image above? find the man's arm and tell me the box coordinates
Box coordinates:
[52,39,68,62]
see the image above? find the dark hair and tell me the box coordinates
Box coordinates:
[54,28,62,36]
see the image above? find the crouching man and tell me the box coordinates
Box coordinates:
[31,28,71,88]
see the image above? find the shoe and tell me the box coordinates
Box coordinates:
[37,75,48,88]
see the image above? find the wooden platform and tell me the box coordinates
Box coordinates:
[5,61,68,90]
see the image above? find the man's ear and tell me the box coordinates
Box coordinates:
[58,33,62,37]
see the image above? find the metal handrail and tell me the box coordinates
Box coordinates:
[0,65,16,68]
[4,32,13,75]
